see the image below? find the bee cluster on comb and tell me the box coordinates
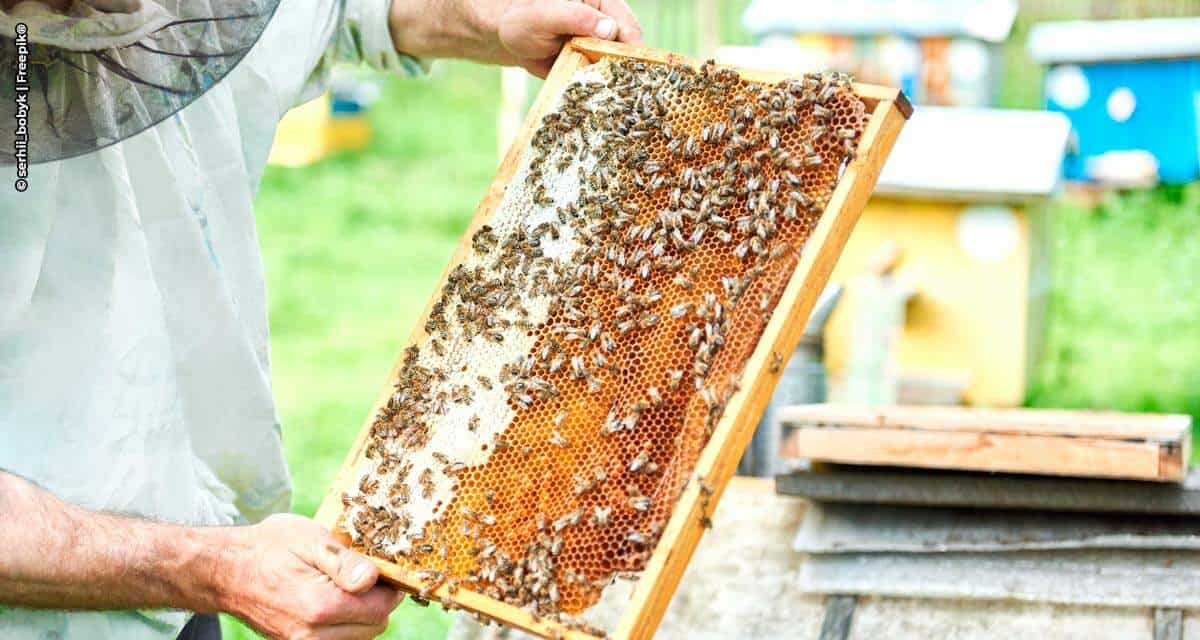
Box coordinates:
[338,55,867,633]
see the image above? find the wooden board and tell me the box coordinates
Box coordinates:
[315,38,909,640]
[779,404,1191,483]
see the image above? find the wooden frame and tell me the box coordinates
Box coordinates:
[315,37,909,640]
[779,404,1192,483]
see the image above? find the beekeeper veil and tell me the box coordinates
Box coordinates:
[0,0,280,165]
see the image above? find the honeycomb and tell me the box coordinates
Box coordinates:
[340,56,867,630]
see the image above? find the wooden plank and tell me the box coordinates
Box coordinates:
[776,467,1200,516]
[786,427,1172,482]
[776,404,1192,442]
[777,405,1191,482]
[1154,608,1183,640]
[318,38,909,640]
[612,96,908,640]
[818,595,858,640]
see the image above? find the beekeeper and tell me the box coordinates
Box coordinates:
[0,1,640,639]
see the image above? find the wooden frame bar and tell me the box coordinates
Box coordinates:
[316,38,909,640]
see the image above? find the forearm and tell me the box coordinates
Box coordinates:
[0,471,230,612]
[387,0,503,63]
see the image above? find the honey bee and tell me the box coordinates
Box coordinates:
[592,506,611,528]
[357,473,380,495]
[629,451,650,473]
[418,469,434,499]
[817,84,837,104]
[552,510,582,532]
[670,302,693,319]
[573,474,594,496]
[769,350,784,374]
[548,430,570,449]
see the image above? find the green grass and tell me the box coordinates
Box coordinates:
[224,41,1200,639]
[1028,185,1200,429]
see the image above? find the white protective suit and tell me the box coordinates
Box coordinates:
[0,0,422,637]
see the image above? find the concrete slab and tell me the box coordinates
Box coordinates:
[848,597,1154,640]
[800,549,1200,608]
[776,466,1200,515]
[794,502,1200,553]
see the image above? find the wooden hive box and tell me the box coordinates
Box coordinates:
[315,38,909,639]
[779,404,1192,482]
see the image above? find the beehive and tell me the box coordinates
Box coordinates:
[316,38,909,640]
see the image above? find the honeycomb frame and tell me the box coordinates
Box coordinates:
[316,37,910,640]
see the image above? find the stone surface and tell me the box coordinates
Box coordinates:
[1157,609,1184,640]
[801,549,1200,608]
[848,598,1154,640]
[794,502,1200,553]
[776,466,1200,515]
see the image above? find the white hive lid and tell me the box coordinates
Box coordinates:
[1029,18,1200,64]
[875,106,1071,202]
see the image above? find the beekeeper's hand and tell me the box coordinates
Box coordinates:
[218,513,402,640]
[389,0,644,77]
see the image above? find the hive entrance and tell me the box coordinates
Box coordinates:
[319,38,907,640]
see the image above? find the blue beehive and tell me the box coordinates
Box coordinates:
[1029,18,1200,185]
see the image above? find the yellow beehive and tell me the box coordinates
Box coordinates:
[823,107,1071,406]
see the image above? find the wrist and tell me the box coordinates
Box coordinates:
[179,526,246,615]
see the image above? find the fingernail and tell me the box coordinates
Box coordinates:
[351,563,370,585]
[595,18,617,40]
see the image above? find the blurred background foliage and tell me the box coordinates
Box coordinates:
[223,1,1200,637]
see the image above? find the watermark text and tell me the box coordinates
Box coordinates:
[13,22,30,192]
